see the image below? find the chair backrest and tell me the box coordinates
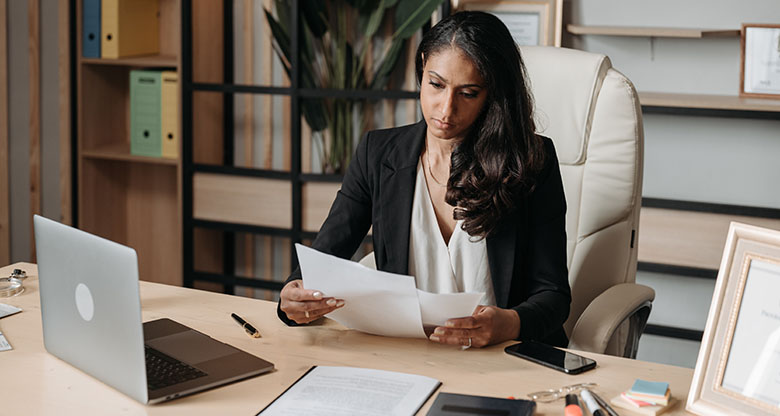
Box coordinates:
[519,46,644,337]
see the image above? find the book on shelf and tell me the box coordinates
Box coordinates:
[82,0,101,57]
[130,69,179,159]
[101,0,159,59]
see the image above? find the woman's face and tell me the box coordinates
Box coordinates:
[420,47,488,143]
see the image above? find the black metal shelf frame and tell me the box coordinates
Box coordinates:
[181,0,436,293]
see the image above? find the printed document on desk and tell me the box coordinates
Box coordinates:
[296,244,482,338]
[258,366,441,416]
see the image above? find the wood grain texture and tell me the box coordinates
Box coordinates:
[639,207,780,270]
[29,0,41,260]
[567,24,740,38]
[639,91,780,113]
[193,173,292,228]
[0,0,9,264]
[0,263,697,416]
[58,0,71,225]
[302,182,340,232]
[242,0,255,296]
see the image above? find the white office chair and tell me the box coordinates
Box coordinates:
[360,46,652,358]
[519,46,651,358]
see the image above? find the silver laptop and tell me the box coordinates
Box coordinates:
[33,215,274,404]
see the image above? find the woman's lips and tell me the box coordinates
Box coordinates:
[433,118,454,130]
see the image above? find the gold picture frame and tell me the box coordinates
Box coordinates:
[453,0,563,47]
[687,222,780,416]
[740,23,780,99]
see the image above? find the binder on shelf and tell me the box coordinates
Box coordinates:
[82,0,101,58]
[160,71,179,159]
[130,70,162,157]
[101,0,159,59]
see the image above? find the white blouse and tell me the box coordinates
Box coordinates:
[408,160,496,306]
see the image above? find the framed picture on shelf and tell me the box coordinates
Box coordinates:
[453,0,563,47]
[740,23,780,99]
[687,222,780,416]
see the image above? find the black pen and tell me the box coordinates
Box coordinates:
[590,390,619,416]
[231,313,262,338]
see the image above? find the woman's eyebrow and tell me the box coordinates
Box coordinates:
[428,70,483,89]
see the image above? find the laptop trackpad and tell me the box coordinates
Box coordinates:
[146,330,236,365]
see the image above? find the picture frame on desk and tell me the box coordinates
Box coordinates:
[740,23,780,99]
[453,0,563,47]
[687,222,780,416]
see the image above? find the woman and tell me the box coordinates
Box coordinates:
[278,11,571,348]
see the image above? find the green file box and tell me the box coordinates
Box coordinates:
[130,70,162,157]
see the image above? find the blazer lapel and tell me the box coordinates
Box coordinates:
[378,121,426,275]
[487,214,517,308]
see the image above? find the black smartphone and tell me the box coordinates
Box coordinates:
[504,341,596,374]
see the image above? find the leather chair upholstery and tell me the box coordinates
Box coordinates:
[520,46,652,358]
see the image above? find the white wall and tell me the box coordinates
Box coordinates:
[567,0,780,367]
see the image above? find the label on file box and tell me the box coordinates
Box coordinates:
[82,0,101,58]
[160,71,179,159]
[130,70,162,157]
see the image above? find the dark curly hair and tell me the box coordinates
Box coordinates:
[415,11,546,239]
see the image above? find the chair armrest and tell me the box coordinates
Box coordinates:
[568,283,655,355]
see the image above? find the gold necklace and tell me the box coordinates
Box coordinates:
[425,146,448,188]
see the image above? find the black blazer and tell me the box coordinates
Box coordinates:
[278,121,571,347]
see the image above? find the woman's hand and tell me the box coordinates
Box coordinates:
[280,279,344,324]
[429,305,520,348]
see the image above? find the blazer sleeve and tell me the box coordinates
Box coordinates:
[512,138,572,343]
[277,132,374,325]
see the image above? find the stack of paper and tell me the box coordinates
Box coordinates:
[296,244,483,338]
[624,379,671,406]
[610,379,674,416]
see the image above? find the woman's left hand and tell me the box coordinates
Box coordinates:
[429,305,520,348]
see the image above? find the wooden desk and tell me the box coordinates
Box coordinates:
[0,263,695,415]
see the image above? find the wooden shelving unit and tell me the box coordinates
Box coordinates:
[75,0,183,285]
[638,92,780,113]
[567,24,740,38]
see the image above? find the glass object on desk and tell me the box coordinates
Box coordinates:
[527,382,597,402]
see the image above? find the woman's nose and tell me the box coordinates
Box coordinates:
[440,91,456,117]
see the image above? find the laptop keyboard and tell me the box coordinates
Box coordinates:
[145,346,208,391]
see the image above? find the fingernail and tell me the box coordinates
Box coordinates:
[434,328,444,336]
[429,335,440,342]
[326,299,337,306]
[336,300,345,307]
[312,291,322,299]
[445,321,455,327]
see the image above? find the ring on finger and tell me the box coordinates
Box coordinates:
[305,310,310,318]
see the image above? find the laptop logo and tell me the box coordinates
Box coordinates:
[75,283,95,321]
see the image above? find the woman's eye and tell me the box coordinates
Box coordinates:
[462,91,478,98]
[429,81,444,89]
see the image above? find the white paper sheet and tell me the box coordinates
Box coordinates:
[260,366,440,416]
[0,303,22,319]
[417,291,482,326]
[296,244,483,338]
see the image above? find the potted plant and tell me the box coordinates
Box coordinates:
[265,0,445,173]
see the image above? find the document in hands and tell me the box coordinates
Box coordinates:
[295,244,483,338]
[258,366,441,416]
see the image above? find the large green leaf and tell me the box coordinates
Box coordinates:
[394,0,444,39]
[301,0,328,38]
[359,0,386,39]
[369,39,404,89]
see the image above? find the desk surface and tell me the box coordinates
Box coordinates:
[0,263,695,415]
